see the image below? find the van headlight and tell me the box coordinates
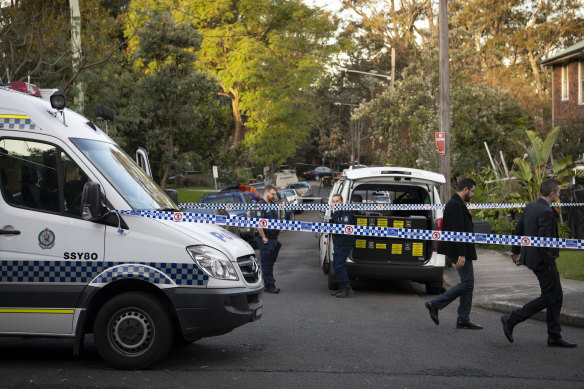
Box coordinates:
[187,245,239,281]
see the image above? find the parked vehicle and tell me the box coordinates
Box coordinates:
[199,190,257,245]
[304,166,333,180]
[279,188,302,214]
[0,88,262,369]
[287,181,312,197]
[277,191,294,221]
[319,167,446,294]
[182,207,242,237]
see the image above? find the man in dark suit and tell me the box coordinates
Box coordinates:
[424,178,482,329]
[501,178,577,347]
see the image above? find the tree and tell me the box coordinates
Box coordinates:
[356,45,530,177]
[0,0,132,104]
[128,9,229,188]
[450,0,584,118]
[186,0,338,157]
[511,127,573,201]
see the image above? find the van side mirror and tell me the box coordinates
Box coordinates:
[81,182,105,221]
[164,188,179,205]
[320,197,328,204]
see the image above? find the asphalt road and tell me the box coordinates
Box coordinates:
[1,218,584,388]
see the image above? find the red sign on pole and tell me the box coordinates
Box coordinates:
[435,132,445,155]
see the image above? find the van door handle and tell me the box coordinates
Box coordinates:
[0,229,21,235]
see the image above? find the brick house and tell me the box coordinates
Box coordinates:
[540,39,584,125]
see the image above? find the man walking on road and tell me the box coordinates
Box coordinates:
[256,184,282,294]
[424,178,483,330]
[501,178,577,348]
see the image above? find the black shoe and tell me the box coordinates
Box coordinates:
[500,314,514,343]
[264,284,280,294]
[424,301,439,325]
[335,286,354,298]
[456,320,483,330]
[547,337,577,348]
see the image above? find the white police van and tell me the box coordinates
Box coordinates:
[0,88,263,369]
[319,167,446,294]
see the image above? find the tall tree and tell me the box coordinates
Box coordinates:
[128,9,229,188]
[0,0,129,101]
[356,45,531,177]
[186,0,338,155]
[450,0,584,117]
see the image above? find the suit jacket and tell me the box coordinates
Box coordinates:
[437,193,477,260]
[511,198,559,272]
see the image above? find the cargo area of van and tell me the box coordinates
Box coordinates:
[348,183,436,267]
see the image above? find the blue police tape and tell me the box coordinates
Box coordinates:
[116,210,584,250]
[178,202,584,211]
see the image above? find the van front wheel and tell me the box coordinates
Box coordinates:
[94,292,173,370]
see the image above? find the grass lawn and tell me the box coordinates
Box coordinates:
[557,250,584,281]
[176,186,216,204]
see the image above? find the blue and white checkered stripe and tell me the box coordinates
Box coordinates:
[90,263,208,286]
[118,210,584,250]
[0,260,209,286]
[0,114,40,131]
[178,202,584,212]
[0,260,102,283]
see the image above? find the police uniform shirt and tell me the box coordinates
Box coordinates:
[332,210,355,247]
[255,199,279,240]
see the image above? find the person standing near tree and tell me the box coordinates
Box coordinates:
[255,184,282,294]
[424,178,483,330]
[501,178,577,348]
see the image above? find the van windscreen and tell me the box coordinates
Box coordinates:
[71,138,176,210]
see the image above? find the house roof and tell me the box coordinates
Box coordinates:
[540,39,584,66]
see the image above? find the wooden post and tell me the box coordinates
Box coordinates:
[439,0,451,201]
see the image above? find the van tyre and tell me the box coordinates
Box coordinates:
[94,292,173,370]
[322,252,331,274]
[425,280,443,295]
[328,270,339,290]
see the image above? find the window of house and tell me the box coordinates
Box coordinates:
[579,62,584,105]
[561,64,569,101]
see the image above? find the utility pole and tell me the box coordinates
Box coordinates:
[69,0,84,112]
[390,47,395,92]
[438,0,451,201]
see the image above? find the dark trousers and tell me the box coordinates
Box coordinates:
[257,237,280,285]
[430,257,474,322]
[509,263,563,338]
[333,244,352,285]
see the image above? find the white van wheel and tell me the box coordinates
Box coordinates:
[94,292,173,370]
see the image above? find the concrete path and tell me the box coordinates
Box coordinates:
[442,247,584,328]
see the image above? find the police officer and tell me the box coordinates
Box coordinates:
[255,184,282,293]
[330,194,355,298]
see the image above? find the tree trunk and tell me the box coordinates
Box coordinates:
[160,132,174,190]
[231,94,243,145]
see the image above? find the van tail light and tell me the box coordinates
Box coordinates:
[437,218,443,231]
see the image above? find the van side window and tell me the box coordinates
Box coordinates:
[0,138,89,217]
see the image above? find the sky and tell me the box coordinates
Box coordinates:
[303,0,342,13]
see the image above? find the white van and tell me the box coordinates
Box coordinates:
[0,89,263,369]
[319,167,446,294]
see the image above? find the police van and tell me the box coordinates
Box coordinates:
[0,88,263,369]
[319,167,446,294]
